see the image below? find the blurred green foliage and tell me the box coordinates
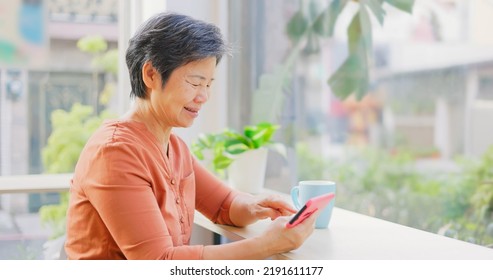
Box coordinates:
[41,104,112,174]
[299,0,414,99]
[297,144,493,247]
[38,192,69,240]
[253,0,416,123]
[76,35,118,75]
[38,35,117,239]
[76,35,108,54]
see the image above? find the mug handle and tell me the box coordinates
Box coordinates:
[290,186,302,209]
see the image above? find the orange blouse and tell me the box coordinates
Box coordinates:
[65,120,238,259]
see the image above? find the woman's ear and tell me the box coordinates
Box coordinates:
[142,61,159,90]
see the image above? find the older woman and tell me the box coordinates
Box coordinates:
[65,12,316,260]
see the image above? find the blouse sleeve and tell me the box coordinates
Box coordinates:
[193,157,239,225]
[80,141,204,260]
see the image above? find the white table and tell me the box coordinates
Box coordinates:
[194,207,493,259]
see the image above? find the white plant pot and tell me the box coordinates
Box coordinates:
[227,148,268,194]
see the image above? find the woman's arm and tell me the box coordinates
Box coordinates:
[202,213,317,260]
[192,154,296,227]
[228,193,297,227]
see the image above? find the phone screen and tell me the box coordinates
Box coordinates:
[287,205,314,227]
[286,192,335,228]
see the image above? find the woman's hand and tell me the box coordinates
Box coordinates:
[258,211,318,255]
[250,194,297,220]
[229,193,297,227]
[203,210,317,260]
[205,193,317,259]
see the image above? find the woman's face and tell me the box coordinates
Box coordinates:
[149,57,217,128]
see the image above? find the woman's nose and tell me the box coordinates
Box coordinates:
[195,86,209,103]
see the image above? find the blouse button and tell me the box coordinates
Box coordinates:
[180,217,185,223]
[175,198,180,204]
[171,178,176,185]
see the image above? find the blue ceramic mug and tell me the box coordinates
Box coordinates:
[291,180,336,229]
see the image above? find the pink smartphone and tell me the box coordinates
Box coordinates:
[286,192,335,228]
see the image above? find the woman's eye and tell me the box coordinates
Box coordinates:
[187,81,200,87]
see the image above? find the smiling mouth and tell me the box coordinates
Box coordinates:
[185,106,199,113]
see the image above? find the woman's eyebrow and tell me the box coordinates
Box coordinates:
[186,74,214,82]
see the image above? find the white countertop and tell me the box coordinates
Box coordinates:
[194,207,493,260]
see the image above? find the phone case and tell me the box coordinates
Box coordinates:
[286,192,335,228]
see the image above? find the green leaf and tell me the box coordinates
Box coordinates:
[303,31,321,55]
[347,11,361,53]
[250,128,268,142]
[329,8,371,100]
[224,140,250,155]
[213,155,234,170]
[286,10,309,42]
[313,0,349,37]
[245,126,267,148]
[385,0,414,13]
[191,143,204,160]
[196,133,214,148]
[244,123,280,148]
[223,130,254,148]
[243,125,256,139]
[358,5,373,53]
[328,50,369,100]
[257,122,279,141]
[328,55,359,99]
[363,0,386,25]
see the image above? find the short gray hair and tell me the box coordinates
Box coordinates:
[125,12,231,99]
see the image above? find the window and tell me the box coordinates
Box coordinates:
[227,0,493,248]
[0,0,119,259]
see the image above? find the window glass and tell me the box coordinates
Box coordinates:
[0,0,118,259]
[228,0,493,248]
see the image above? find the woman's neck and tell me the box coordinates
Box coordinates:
[122,100,172,147]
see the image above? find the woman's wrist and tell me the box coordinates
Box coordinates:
[251,235,276,258]
[229,193,258,227]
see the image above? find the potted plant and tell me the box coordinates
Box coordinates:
[191,122,285,194]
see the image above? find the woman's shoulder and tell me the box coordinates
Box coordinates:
[87,119,158,151]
